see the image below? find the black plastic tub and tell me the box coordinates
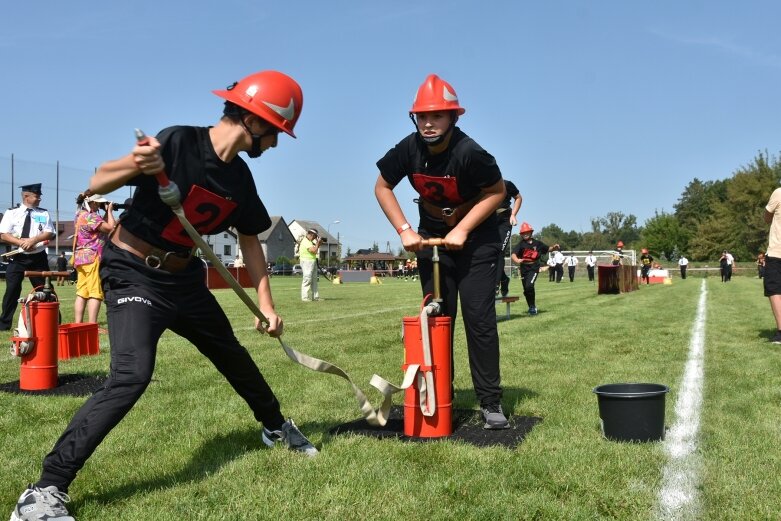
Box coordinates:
[593,383,669,442]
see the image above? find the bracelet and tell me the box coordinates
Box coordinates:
[396,222,411,234]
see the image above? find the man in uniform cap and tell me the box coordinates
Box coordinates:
[0,183,56,330]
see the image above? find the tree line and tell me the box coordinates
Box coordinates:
[522,151,780,263]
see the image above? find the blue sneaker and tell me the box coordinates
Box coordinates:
[262,419,319,457]
[528,306,538,316]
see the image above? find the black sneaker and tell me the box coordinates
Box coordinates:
[480,403,510,430]
[262,419,319,457]
[771,331,781,345]
[10,484,74,521]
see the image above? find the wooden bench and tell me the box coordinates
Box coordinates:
[495,296,520,320]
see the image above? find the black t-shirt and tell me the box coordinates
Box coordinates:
[376,127,502,233]
[512,238,550,269]
[120,126,271,252]
[499,180,520,210]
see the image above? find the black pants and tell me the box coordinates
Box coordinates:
[416,231,502,407]
[555,264,564,282]
[567,265,576,282]
[548,265,555,282]
[520,265,539,308]
[680,266,687,279]
[587,265,595,281]
[495,217,512,294]
[38,243,285,490]
[0,251,48,329]
[641,266,651,284]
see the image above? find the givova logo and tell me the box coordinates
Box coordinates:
[117,296,152,306]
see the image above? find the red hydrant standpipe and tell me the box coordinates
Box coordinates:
[403,238,453,438]
[11,272,63,391]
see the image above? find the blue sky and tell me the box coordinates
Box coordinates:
[2,1,780,253]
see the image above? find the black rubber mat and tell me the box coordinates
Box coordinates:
[0,373,107,397]
[330,405,542,449]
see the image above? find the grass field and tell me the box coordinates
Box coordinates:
[1,271,780,520]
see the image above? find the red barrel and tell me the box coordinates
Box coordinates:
[403,315,453,437]
[19,301,59,391]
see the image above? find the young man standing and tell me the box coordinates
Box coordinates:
[678,255,689,279]
[10,71,317,521]
[564,252,579,282]
[375,74,509,429]
[764,189,781,344]
[585,250,597,282]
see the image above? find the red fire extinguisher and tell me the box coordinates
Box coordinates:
[403,239,453,438]
[10,271,62,391]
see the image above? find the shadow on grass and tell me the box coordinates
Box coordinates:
[80,428,261,506]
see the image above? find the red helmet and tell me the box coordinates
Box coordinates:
[213,71,303,138]
[617,241,624,248]
[519,222,534,234]
[410,74,466,115]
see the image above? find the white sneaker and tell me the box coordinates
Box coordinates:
[10,484,74,521]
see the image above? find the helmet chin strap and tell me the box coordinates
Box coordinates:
[409,113,457,147]
[241,117,280,158]
[240,118,264,158]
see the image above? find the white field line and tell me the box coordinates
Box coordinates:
[656,279,707,520]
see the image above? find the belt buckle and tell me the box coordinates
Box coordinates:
[145,254,162,269]
[441,207,455,218]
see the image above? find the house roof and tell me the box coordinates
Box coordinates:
[289,219,338,243]
[257,216,292,241]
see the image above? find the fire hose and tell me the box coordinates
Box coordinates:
[135,129,442,426]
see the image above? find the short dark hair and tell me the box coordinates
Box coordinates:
[222,101,251,122]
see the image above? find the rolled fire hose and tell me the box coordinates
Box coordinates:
[10,289,50,356]
[135,129,425,426]
[417,301,438,416]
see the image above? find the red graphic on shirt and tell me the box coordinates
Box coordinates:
[161,185,237,246]
[410,173,463,205]
[521,248,540,261]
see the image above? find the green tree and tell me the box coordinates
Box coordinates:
[674,177,727,230]
[687,151,781,260]
[538,224,567,249]
[591,212,640,247]
[641,211,688,260]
